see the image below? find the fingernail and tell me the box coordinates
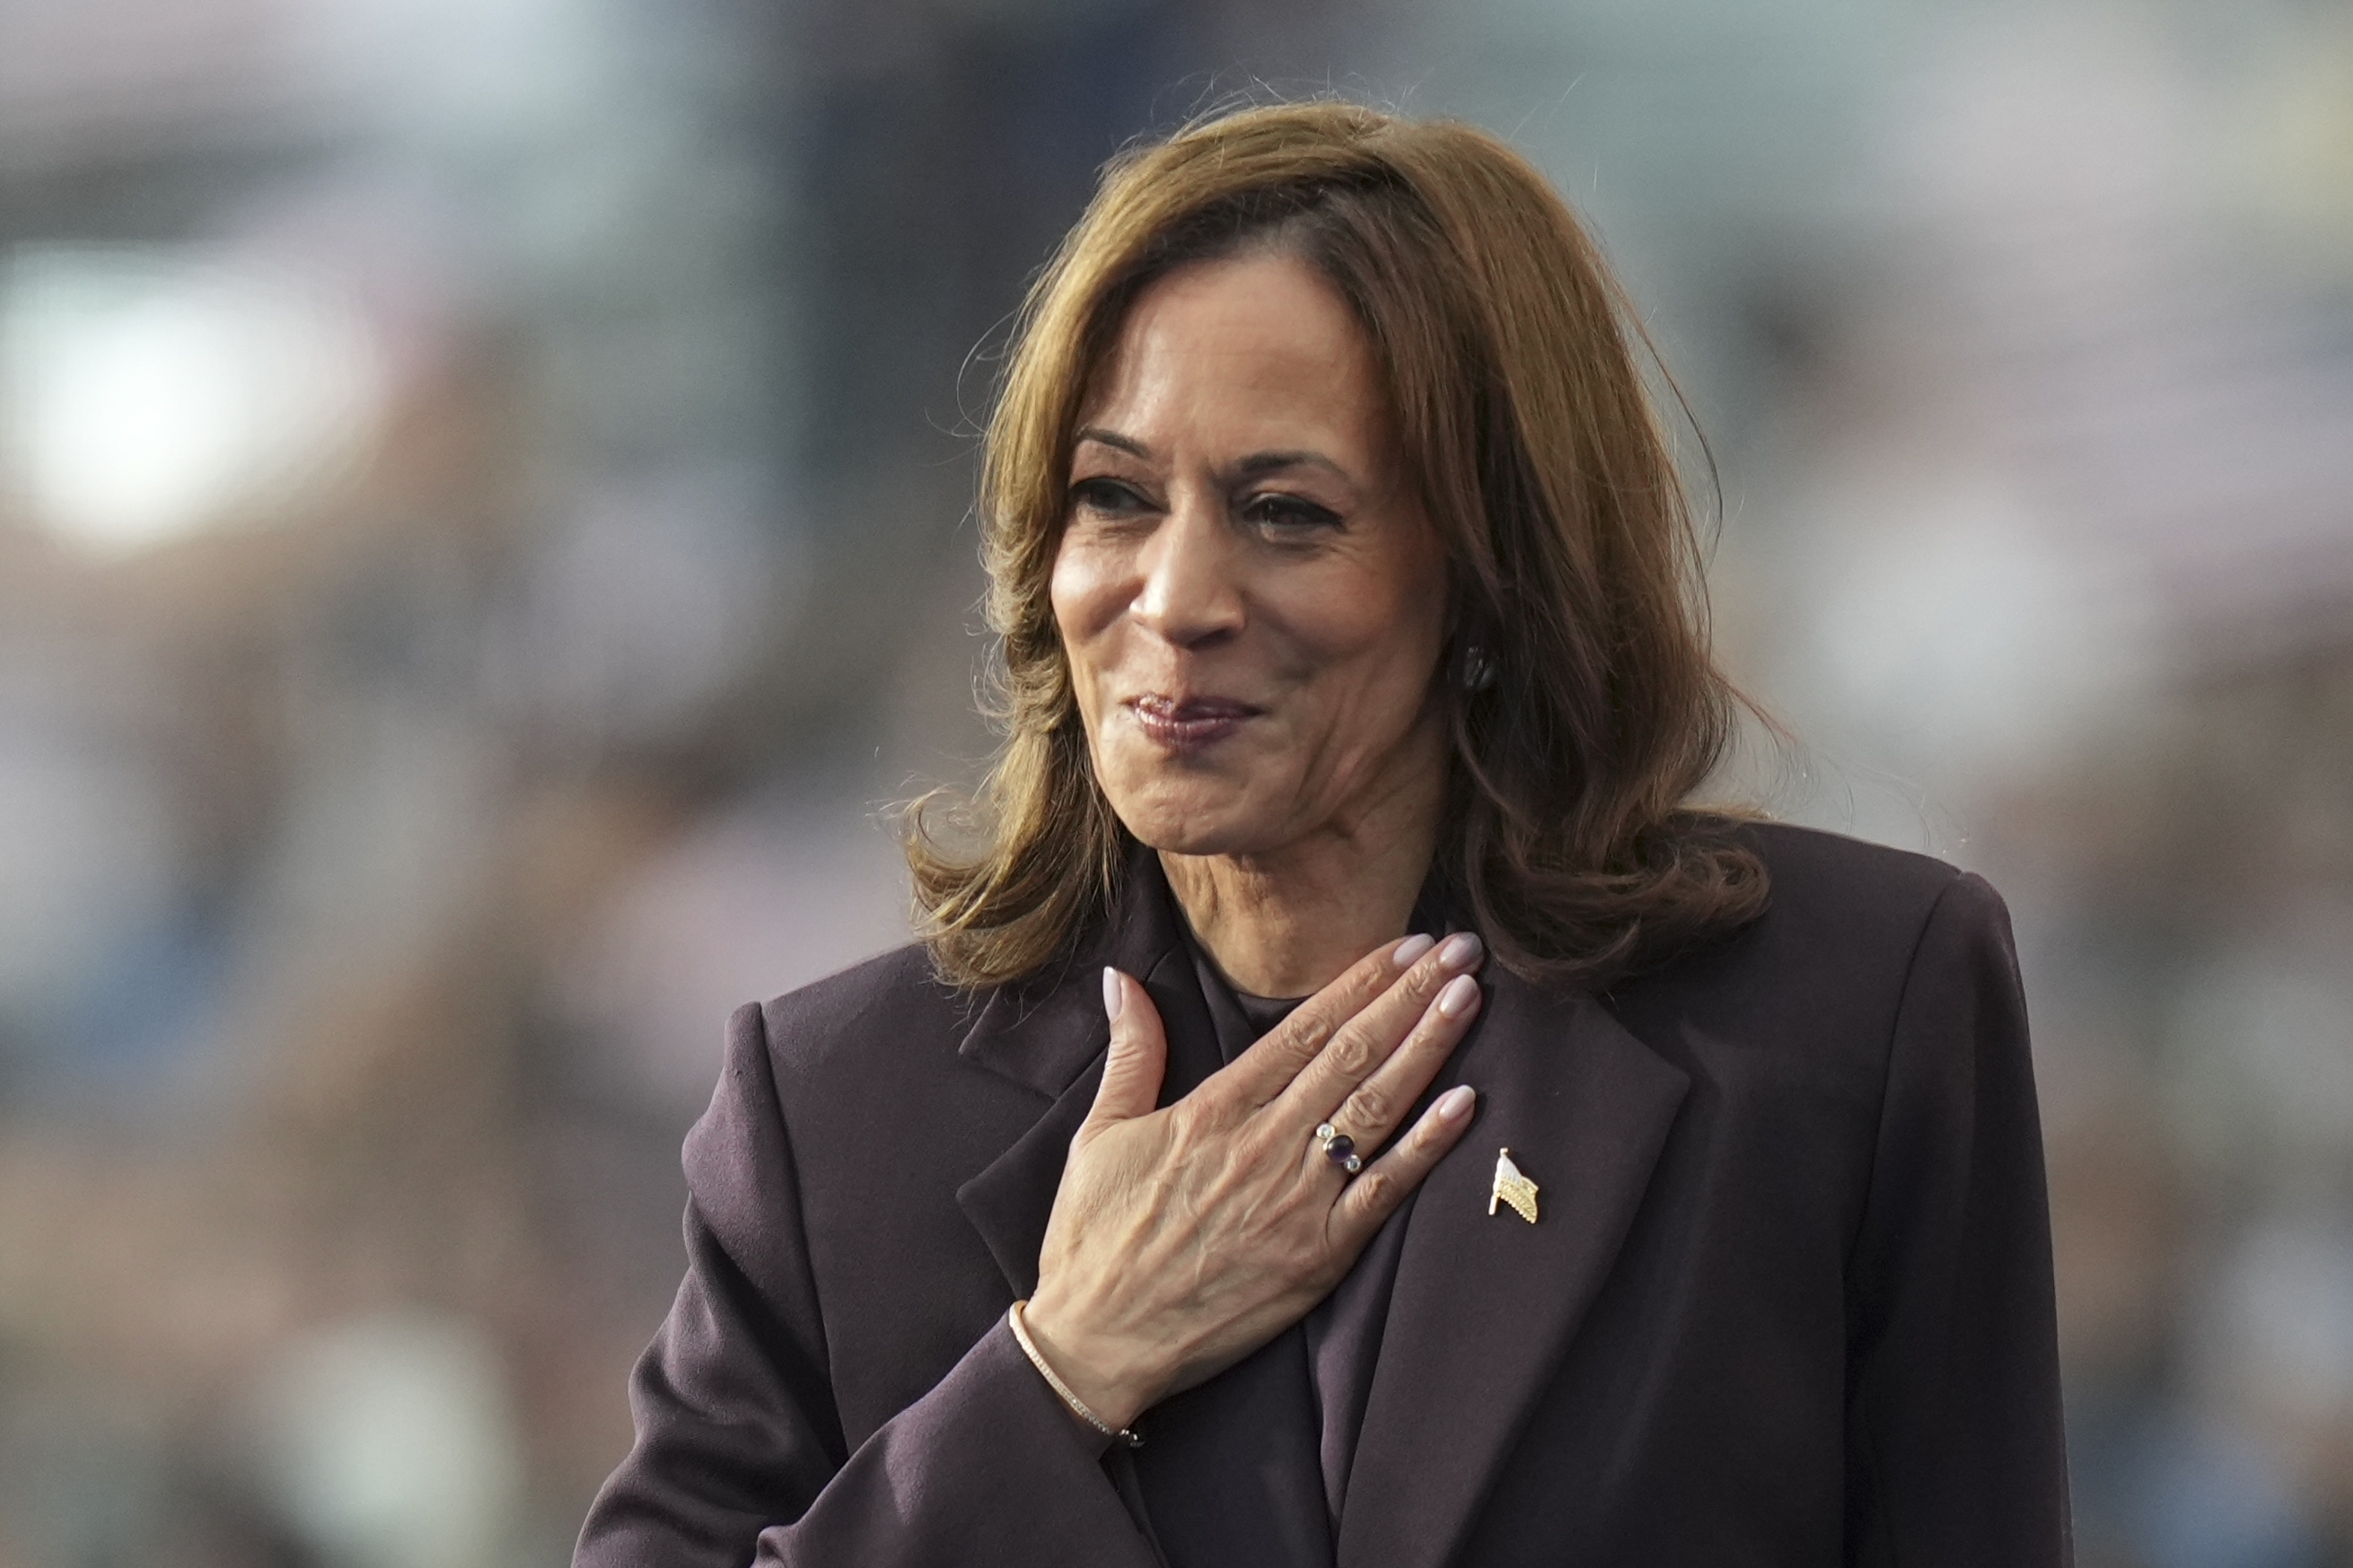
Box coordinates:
[1436,1085,1476,1121]
[1102,967,1125,1022]
[1437,931,1483,970]
[1436,974,1481,1019]
[1392,933,1436,968]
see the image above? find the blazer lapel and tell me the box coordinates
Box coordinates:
[953,854,1196,1299]
[1337,971,1691,1568]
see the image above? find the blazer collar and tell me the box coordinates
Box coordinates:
[954,846,1195,1297]
[955,845,1183,1102]
[1338,967,1690,1568]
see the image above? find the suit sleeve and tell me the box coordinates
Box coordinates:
[1842,873,2074,1567]
[573,1003,1163,1568]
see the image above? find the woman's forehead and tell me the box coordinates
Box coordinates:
[1076,253,1392,466]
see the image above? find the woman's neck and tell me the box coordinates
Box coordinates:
[1159,750,1445,999]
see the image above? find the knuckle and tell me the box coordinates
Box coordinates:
[1325,1029,1378,1078]
[1163,1101,1207,1152]
[1400,1021,1446,1064]
[1349,1169,1394,1211]
[1344,1083,1392,1130]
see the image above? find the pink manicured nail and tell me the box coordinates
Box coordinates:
[1102,967,1125,1022]
[1436,1085,1476,1121]
[1436,974,1481,1020]
[1437,931,1483,970]
[1392,933,1436,968]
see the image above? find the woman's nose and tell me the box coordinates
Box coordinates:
[1130,499,1243,648]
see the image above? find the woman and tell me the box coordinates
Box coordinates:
[576,101,2068,1567]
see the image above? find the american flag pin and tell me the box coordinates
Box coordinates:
[1489,1147,1540,1223]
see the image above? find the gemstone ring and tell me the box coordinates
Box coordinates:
[1315,1121,1362,1175]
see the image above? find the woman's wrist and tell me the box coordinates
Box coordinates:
[1007,1301,1144,1447]
[1014,1291,1158,1434]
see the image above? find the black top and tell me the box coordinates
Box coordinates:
[1173,920,1411,1562]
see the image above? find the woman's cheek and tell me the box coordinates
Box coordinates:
[1049,553,1110,716]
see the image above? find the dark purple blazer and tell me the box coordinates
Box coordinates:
[575,823,2071,1567]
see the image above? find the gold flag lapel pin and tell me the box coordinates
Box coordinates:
[1489,1146,1540,1223]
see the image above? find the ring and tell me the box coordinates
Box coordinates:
[1315,1122,1363,1175]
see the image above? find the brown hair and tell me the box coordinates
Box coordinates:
[908,100,1768,989]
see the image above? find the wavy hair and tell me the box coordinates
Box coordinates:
[908,100,1768,989]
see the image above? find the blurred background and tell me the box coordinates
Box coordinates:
[1,0,2349,1563]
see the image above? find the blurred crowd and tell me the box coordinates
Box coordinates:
[1,1,2349,1564]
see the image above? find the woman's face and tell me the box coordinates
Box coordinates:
[1050,251,1453,861]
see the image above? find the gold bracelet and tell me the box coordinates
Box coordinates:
[1005,1300,1143,1449]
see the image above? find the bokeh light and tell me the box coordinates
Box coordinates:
[0,247,383,554]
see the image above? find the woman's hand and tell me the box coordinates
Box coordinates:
[1020,931,1486,1432]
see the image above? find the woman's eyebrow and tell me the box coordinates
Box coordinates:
[1074,429,1356,488]
[1230,450,1351,484]
[1074,426,1151,459]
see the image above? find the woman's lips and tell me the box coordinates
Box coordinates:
[1126,694,1263,750]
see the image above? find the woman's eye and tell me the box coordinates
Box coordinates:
[1069,478,1149,519]
[1242,493,1341,533]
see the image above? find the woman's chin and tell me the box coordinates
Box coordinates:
[1111,793,1292,860]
